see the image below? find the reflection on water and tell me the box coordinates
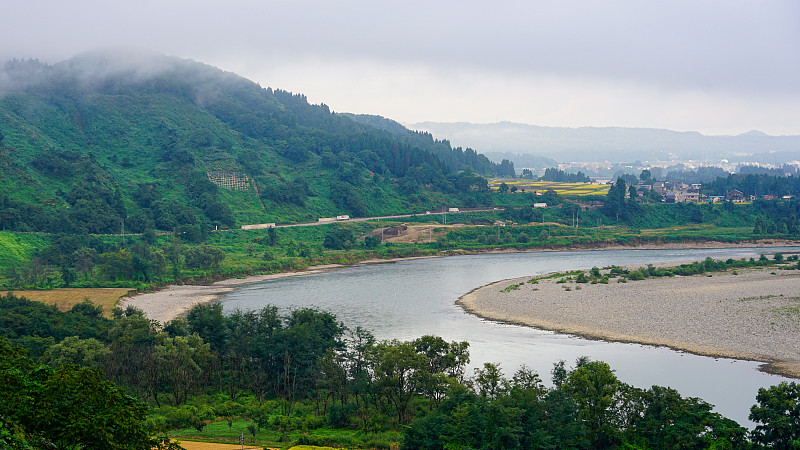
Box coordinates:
[221,247,794,426]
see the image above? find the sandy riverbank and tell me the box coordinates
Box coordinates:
[118,265,347,324]
[120,240,799,335]
[458,265,800,378]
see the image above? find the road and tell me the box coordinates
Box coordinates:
[273,206,504,228]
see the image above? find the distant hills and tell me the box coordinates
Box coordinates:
[0,50,513,234]
[409,121,800,165]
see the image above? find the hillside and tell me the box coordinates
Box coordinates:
[0,50,511,235]
[410,121,800,164]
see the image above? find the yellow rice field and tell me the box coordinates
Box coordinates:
[489,179,610,196]
[0,288,135,318]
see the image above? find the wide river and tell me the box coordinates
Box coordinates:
[220,247,796,426]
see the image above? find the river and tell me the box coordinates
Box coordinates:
[220,247,795,426]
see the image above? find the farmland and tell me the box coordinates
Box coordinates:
[489,179,610,196]
[0,288,134,318]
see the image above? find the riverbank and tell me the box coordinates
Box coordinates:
[120,240,799,325]
[457,264,800,378]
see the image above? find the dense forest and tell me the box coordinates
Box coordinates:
[0,51,512,234]
[2,292,798,449]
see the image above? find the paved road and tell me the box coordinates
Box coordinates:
[274,206,504,228]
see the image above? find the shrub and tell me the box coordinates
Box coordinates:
[627,270,645,281]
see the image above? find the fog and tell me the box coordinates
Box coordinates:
[2,0,799,135]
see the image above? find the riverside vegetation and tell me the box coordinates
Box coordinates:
[2,51,800,448]
[2,293,800,449]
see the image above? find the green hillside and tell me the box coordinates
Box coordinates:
[0,50,511,235]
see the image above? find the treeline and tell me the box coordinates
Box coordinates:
[704,173,800,197]
[539,168,593,183]
[342,114,515,177]
[1,293,798,449]
[6,233,225,289]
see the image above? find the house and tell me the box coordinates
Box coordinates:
[726,190,745,202]
[665,191,686,203]
[685,189,700,203]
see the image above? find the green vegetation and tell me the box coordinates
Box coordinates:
[3,51,800,449]
[2,293,799,449]
[0,53,510,237]
[1,52,799,293]
[3,198,799,291]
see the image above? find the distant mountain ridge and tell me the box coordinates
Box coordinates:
[409,121,800,164]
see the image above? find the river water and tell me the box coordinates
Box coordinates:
[220,247,796,426]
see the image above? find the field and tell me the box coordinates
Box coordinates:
[489,179,610,196]
[0,288,134,318]
[176,441,275,450]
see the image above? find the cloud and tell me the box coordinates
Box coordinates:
[1,0,798,134]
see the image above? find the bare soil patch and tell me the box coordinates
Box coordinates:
[373,224,465,243]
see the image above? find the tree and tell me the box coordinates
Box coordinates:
[183,244,225,270]
[364,235,381,249]
[475,362,506,400]
[499,183,509,194]
[563,360,621,449]
[413,335,470,408]
[41,335,111,370]
[155,333,211,406]
[750,381,800,449]
[186,302,229,352]
[368,339,426,425]
[277,308,345,415]
[628,385,747,448]
[0,337,176,450]
[323,225,356,250]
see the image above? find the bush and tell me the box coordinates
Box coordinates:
[184,244,225,269]
[328,402,357,428]
[627,270,645,281]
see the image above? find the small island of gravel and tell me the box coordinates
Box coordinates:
[458,262,800,378]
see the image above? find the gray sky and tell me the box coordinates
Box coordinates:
[3,0,799,135]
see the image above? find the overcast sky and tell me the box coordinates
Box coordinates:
[2,0,799,136]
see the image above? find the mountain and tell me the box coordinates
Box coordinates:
[0,50,511,235]
[408,121,800,164]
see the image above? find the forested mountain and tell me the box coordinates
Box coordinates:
[0,50,510,235]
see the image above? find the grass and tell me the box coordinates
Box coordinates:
[175,441,267,450]
[169,418,401,450]
[0,288,134,318]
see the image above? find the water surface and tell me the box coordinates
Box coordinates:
[221,247,794,425]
